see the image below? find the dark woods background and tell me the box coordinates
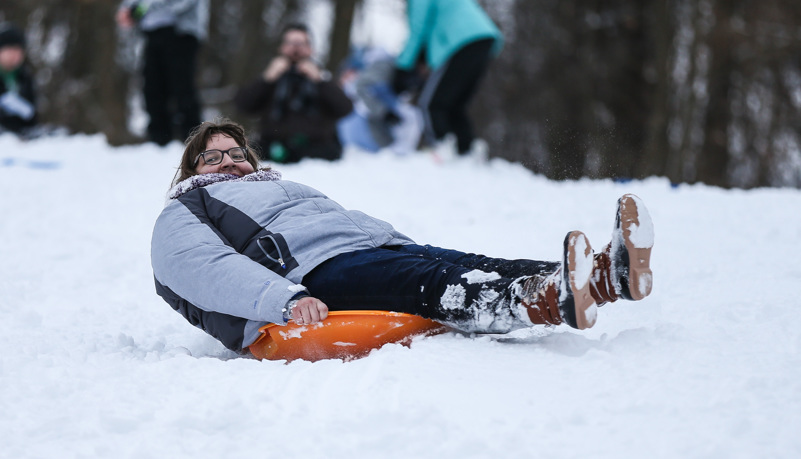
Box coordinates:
[3,0,801,188]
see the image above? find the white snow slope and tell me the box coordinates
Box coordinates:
[1,134,800,458]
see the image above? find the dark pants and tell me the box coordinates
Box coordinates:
[418,38,495,153]
[285,138,342,163]
[302,244,558,333]
[259,137,343,163]
[143,27,202,146]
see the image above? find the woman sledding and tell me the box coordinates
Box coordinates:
[150,118,654,355]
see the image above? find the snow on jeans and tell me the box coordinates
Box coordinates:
[301,244,559,333]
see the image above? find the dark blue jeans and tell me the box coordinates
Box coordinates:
[301,244,558,333]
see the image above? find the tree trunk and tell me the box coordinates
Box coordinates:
[638,0,673,180]
[697,0,740,188]
[326,0,360,72]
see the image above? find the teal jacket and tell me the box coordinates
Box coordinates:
[396,0,503,71]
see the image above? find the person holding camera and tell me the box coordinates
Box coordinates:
[235,24,353,163]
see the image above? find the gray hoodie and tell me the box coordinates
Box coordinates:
[121,0,209,41]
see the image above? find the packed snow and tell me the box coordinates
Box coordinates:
[1,133,800,458]
[570,232,593,291]
[461,270,502,284]
[628,197,655,249]
[440,284,468,312]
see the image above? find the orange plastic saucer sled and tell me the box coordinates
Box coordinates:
[249,311,447,362]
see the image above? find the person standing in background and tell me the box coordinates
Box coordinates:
[234,24,353,164]
[0,23,37,137]
[395,0,503,159]
[116,0,208,146]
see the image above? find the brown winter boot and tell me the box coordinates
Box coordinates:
[521,231,597,330]
[590,194,654,306]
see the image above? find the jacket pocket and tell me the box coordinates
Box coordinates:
[255,232,299,276]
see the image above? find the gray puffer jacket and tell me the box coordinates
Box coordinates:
[150,170,414,351]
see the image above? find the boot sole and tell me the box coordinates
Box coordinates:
[562,231,598,329]
[615,194,654,301]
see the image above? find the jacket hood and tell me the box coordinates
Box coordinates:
[168,169,282,200]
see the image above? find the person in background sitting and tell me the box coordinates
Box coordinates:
[234,24,353,163]
[0,23,37,137]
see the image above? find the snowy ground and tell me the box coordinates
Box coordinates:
[1,133,800,458]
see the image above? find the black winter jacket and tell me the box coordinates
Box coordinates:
[0,66,37,133]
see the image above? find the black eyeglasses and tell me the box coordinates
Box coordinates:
[193,147,249,166]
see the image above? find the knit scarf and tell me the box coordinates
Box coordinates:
[168,168,283,200]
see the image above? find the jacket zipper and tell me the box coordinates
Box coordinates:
[257,235,287,269]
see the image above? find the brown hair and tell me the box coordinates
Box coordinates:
[171,118,263,188]
[281,23,312,43]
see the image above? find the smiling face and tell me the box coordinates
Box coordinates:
[194,134,256,177]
